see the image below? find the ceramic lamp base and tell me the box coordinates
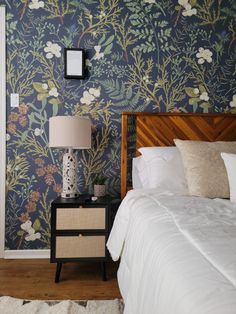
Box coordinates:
[61,191,79,198]
[62,149,79,199]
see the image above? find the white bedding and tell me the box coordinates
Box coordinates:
[107,189,236,314]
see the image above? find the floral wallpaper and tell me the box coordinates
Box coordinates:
[2,0,236,250]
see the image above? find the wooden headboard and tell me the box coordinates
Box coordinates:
[121,112,236,198]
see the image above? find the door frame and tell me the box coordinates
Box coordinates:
[0,6,6,258]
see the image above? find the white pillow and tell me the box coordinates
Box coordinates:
[132,156,149,189]
[138,147,188,194]
[221,153,236,202]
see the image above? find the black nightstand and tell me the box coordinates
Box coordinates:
[50,195,120,283]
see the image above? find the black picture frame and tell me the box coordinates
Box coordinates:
[64,48,85,79]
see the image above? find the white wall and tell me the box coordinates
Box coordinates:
[0,6,6,258]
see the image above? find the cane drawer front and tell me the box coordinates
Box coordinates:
[56,207,106,230]
[55,235,106,258]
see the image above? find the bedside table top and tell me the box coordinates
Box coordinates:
[52,194,120,206]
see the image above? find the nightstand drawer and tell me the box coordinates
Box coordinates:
[55,235,106,258]
[56,207,106,230]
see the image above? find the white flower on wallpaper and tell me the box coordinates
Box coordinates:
[21,221,31,232]
[94,45,104,60]
[6,134,10,141]
[230,95,236,107]
[49,87,59,97]
[34,128,44,136]
[193,88,200,95]
[144,0,155,3]
[25,233,41,241]
[89,87,101,97]
[21,220,41,242]
[29,0,44,10]
[81,88,101,105]
[183,7,197,16]
[200,91,209,101]
[42,83,48,90]
[196,47,213,64]
[81,91,95,105]
[178,0,197,16]
[178,0,188,5]
[44,41,62,59]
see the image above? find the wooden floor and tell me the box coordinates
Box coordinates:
[0,259,121,300]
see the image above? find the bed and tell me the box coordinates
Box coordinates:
[107,113,236,314]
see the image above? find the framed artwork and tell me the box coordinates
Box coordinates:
[64,48,85,79]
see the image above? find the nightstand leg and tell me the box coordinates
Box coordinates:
[101,261,107,281]
[55,262,62,283]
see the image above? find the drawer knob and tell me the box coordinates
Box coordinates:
[78,233,83,238]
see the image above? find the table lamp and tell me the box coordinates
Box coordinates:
[49,116,91,198]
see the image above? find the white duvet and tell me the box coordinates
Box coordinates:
[107,189,236,314]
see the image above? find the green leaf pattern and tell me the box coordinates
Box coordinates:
[3,0,236,249]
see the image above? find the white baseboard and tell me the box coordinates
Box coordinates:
[4,249,50,259]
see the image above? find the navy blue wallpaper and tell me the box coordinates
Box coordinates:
[2,0,236,249]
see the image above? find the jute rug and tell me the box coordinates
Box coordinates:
[0,296,124,314]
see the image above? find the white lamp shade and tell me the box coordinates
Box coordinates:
[49,116,91,149]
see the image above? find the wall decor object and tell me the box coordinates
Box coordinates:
[49,116,91,198]
[64,48,85,79]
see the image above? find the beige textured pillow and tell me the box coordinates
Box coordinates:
[174,139,236,198]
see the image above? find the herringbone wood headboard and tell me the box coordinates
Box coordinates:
[121,112,236,198]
